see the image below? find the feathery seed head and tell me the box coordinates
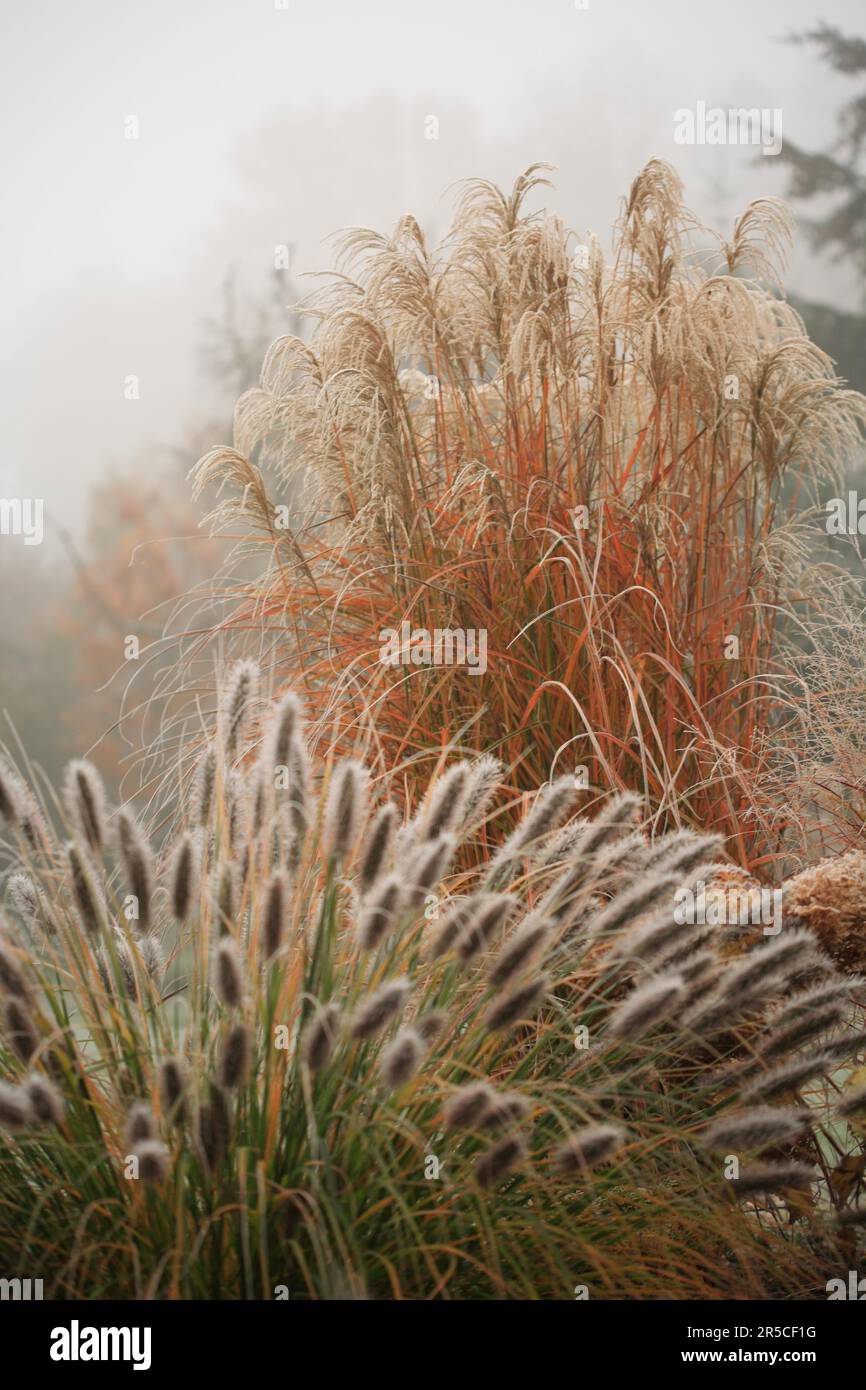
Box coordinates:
[648,830,723,881]
[379,1027,424,1089]
[212,861,237,934]
[26,1074,64,1126]
[479,1091,531,1131]
[349,977,410,1040]
[489,912,551,988]
[742,1052,835,1104]
[267,690,305,774]
[683,985,755,1036]
[535,818,590,868]
[4,996,39,1063]
[194,744,218,828]
[66,842,104,937]
[821,1028,866,1065]
[537,858,595,925]
[219,1022,252,1090]
[610,909,699,967]
[475,1134,526,1188]
[304,1001,341,1071]
[116,810,154,933]
[6,872,43,926]
[135,1139,169,1184]
[195,1092,229,1173]
[488,775,575,885]
[720,928,821,1002]
[756,1002,846,1063]
[649,922,721,972]
[248,762,267,837]
[124,1101,155,1150]
[443,1082,498,1131]
[140,934,164,984]
[426,897,473,960]
[158,1057,187,1121]
[322,759,369,867]
[414,1009,447,1045]
[283,734,311,865]
[170,831,199,922]
[459,755,502,830]
[456,892,515,962]
[225,770,250,855]
[606,971,685,1041]
[772,977,857,1027]
[590,829,649,888]
[214,938,243,1009]
[0,762,37,832]
[587,873,680,940]
[728,1161,814,1198]
[357,873,403,950]
[64,759,107,855]
[678,948,719,983]
[97,931,137,998]
[422,763,471,840]
[0,934,30,999]
[485,973,550,1033]
[573,793,641,860]
[262,868,290,959]
[403,835,455,912]
[357,802,399,898]
[672,952,721,1015]
[221,660,259,762]
[0,763,22,826]
[554,1123,628,1174]
[701,1106,809,1152]
[0,1081,31,1130]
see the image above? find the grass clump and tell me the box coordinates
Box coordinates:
[0,663,865,1299]
[192,160,866,867]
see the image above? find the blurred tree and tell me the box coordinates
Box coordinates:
[56,460,223,792]
[780,24,866,288]
[779,25,866,392]
[199,255,305,400]
[28,260,303,793]
[0,543,79,788]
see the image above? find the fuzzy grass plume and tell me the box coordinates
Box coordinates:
[0,666,865,1299]
[191,162,866,869]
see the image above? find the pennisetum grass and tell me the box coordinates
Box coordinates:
[0,664,864,1299]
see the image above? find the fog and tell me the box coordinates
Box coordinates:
[1,0,862,537]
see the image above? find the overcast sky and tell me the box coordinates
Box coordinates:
[1,0,862,533]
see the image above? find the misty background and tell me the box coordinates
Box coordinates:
[1,0,864,785]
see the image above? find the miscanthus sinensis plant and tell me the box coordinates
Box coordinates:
[192,160,866,864]
[1,663,865,1299]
